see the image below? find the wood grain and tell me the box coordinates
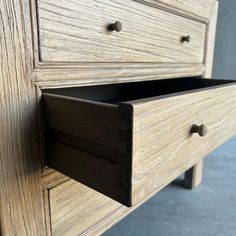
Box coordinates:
[34,63,205,88]
[184,159,204,189]
[49,170,201,236]
[40,1,219,234]
[43,93,119,149]
[49,180,122,236]
[143,0,216,21]
[204,1,219,78]
[46,139,130,205]
[184,1,219,188]
[43,92,132,206]
[0,0,45,235]
[0,0,220,235]
[37,0,206,63]
[43,78,236,207]
[45,79,236,235]
[130,81,236,204]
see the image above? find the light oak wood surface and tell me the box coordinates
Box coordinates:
[43,78,236,207]
[204,1,219,79]
[130,81,236,204]
[143,0,216,21]
[50,180,122,236]
[184,159,204,189]
[40,1,223,236]
[34,63,205,89]
[185,1,219,188]
[0,1,223,235]
[0,0,45,235]
[37,0,206,63]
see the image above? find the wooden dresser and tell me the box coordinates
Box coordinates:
[1,0,235,235]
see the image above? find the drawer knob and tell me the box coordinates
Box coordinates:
[191,124,208,137]
[181,35,191,43]
[108,21,122,32]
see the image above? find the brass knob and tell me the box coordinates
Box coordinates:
[191,124,208,137]
[108,21,122,32]
[181,35,191,43]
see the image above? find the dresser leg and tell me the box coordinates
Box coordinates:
[184,160,204,189]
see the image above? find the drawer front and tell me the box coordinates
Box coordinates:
[43,79,236,207]
[37,0,206,63]
[130,83,236,204]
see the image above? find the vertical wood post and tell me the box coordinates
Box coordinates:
[0,0,45,235]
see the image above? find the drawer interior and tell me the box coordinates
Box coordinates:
[44,77,234,104]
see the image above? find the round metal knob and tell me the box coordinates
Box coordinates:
[191,124,208,137]
[181,35,191,43]
[108,21,122,32]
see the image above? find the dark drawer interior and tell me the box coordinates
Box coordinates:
[44,77,234,104]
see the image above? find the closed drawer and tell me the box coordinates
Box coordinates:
[37,0,206,63]
[49,180,122,236]
[43,78,236,206]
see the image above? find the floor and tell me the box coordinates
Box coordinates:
[103,136,236,236]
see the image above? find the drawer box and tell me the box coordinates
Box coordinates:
[37,0,206,63]
[43,78,236,206]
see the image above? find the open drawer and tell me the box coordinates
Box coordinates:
[43,78,236,207]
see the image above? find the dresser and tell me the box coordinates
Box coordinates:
[1,0,235,235]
